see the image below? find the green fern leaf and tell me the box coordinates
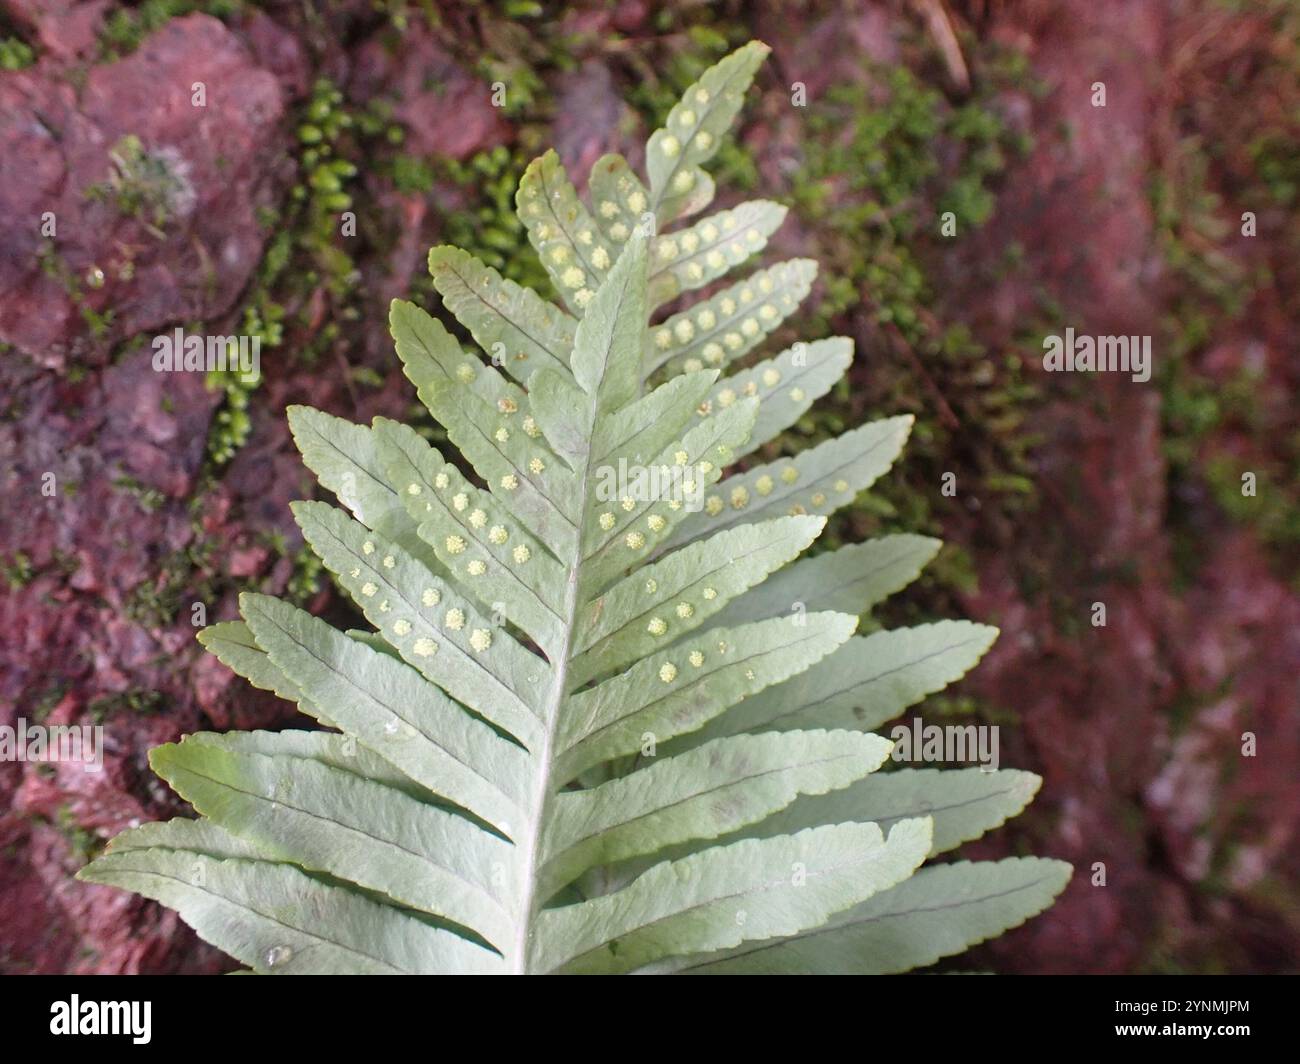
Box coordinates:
[588,153,652,246]
[646,40,770,223]
[647,200,788,308]
[668,415,914,548]
[424,247,576,381]
[518,149,616,313]
[662,857,1073,974]
[707,533,942,627]
[649,259,819,376]
[539,819,933,975]
[80,41,1068,975]
[703,621,1000,737]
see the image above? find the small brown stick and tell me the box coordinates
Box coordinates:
[854,309,961,430]
[911,0,972,95]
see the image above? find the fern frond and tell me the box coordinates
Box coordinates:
[82,41,1069,975]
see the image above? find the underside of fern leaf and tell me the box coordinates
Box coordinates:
[80,41,1070,974]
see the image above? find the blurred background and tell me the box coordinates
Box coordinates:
[0,0,1296,974]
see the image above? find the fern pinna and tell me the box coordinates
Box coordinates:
[81,42,1070,974]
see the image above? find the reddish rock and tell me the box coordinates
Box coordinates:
[1,0,108,61]
[0,14,288,367]
[349,22,509,162]
[552,60,627,183]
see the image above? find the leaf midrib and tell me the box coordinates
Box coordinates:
[510,255,643,973]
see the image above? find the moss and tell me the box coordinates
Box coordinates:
[85,134,194,236]
[29,682,67,724]
[1,550,34,590]
[0,34,34,70]
[391,154,437,195]
[207,78,376,466]
[123,534,221,629]
[1205,451,1300,548]
[1249,130,1299,207]
[36,241,120,341]
[52,805,101,869]
[1153,121,1300,585]
[0,7,32,67]
[86,689,165,721]
[111,474,166,514]
[793,64,1016,332]
[286,548,325,605]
